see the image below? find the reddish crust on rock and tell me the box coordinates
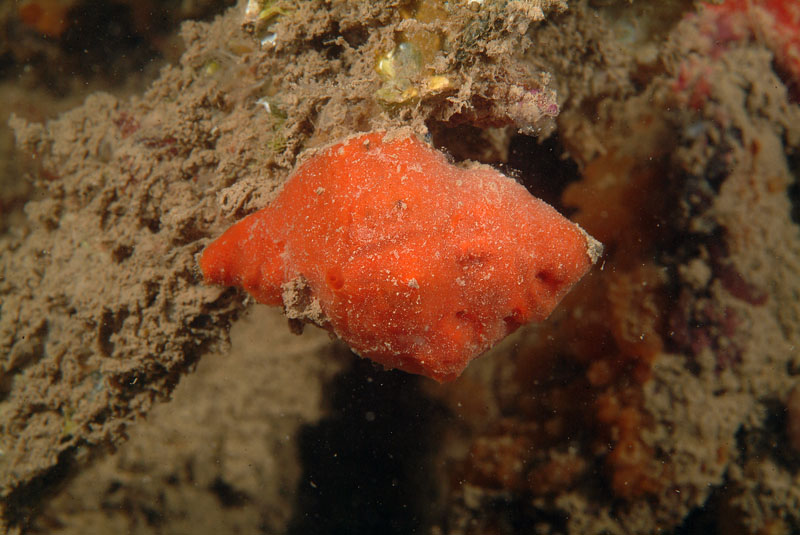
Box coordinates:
[701,0,800,97]
[200,131,599,382]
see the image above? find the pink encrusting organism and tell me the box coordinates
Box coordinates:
[698,0,800,98]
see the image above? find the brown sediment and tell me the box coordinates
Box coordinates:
[29,305,347,534]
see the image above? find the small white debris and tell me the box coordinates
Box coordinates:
[256,97,272,114]
[261,32,277,47]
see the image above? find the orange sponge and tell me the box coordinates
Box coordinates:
[200,131,601,382]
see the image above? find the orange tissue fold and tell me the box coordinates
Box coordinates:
[200,130,602,382]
